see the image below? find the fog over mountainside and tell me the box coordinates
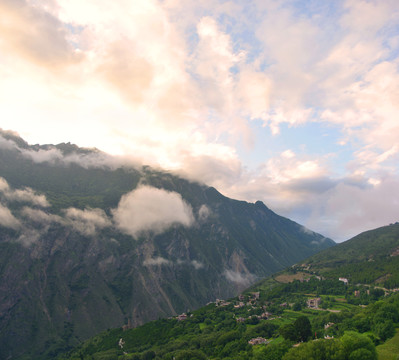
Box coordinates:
[0,129,334,359]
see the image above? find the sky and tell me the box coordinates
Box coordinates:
[0,0,399,242]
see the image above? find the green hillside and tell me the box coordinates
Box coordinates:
[294,223,399,289]
[60,222,399,360]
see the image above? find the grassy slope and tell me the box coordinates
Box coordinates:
[377,329,399,360]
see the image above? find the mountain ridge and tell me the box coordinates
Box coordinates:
[0,129,334,359]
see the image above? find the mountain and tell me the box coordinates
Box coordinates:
[0,129,334,359]
[61,223,399,360]
[291,223,399,289]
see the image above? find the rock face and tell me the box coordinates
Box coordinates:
[0,130,335,359]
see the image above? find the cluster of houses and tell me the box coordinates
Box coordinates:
[232,292,260,309]
[215,299,231,307]
[235,311,273,323]
[248,337,269,345]
[306,297,321,309]
[177,313,188,321]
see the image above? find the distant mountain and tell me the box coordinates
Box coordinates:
[292,222,399,288]
[0,129,334,359]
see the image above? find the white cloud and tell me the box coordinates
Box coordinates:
[176,147,242,190]
[0,0,398,243]
[0,203,20,229]
[223,269,256,285]
[0,134,19,150]
[263,150,327,184]
[198,205,211,222]
[64,207,111,236]
[19,145,142,170]
[143,257,203,269]
[21,147,63,163]
[7,188,49,207]
[191,260,204,270]
[143,257,171,266]
[305,176,399,242]
[0,177,49,207]
[0,177,10,192]
[21,207,62,225]
[0,132,143,170]
[112,186,194,237]
[0,0,81,69]
[17,228,42,246]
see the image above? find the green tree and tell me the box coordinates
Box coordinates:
[254,341,291,360]
[282,339,343,360]
[294,316,312,342]
[142,350,156,360]
[279,323,297,342]
[174,349,207,360]
[340,331,377,360]
[373,320,395,341]
[292,302,302,311]
[348,348,376,360]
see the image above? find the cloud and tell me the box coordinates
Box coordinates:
[0,134,19,151]
[0,177,49,207]
[17,228,42,246]
[0,203,20,229]
[113,186,194,237]
[264,150,327,184]
[0,133,143,170]
[305,175,399,242]
[0,0,81,68]
[177,150,242,190]
[64,207,111,236]
[7,188,49,207]
[223,269,256,285]
[198,205,211,222]
[0,0,398,243]
[143,257,203,269]
[0,177,10,192]
[20,147,64,163]
[191,260,204,270]
[20,145,142,169]
[21,207,62,225]
[143,257,172,266]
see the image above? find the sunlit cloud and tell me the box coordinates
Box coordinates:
[143,257,172,267]
[0,0,399,241]
[112,186,194,237]
[223,269,256,286]
[63,207,111,236]
[0,203,20,229]
[0,177,49,207]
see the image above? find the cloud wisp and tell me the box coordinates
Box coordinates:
[63,207,112,236]
[143,257,204,269]
[223,269,256,286]
[0,177,49,207]
[143,257,172,267]
[0,203,21,229]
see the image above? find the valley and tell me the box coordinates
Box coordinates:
[61,223,399,359]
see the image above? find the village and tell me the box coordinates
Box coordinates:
[171,273,399,347]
